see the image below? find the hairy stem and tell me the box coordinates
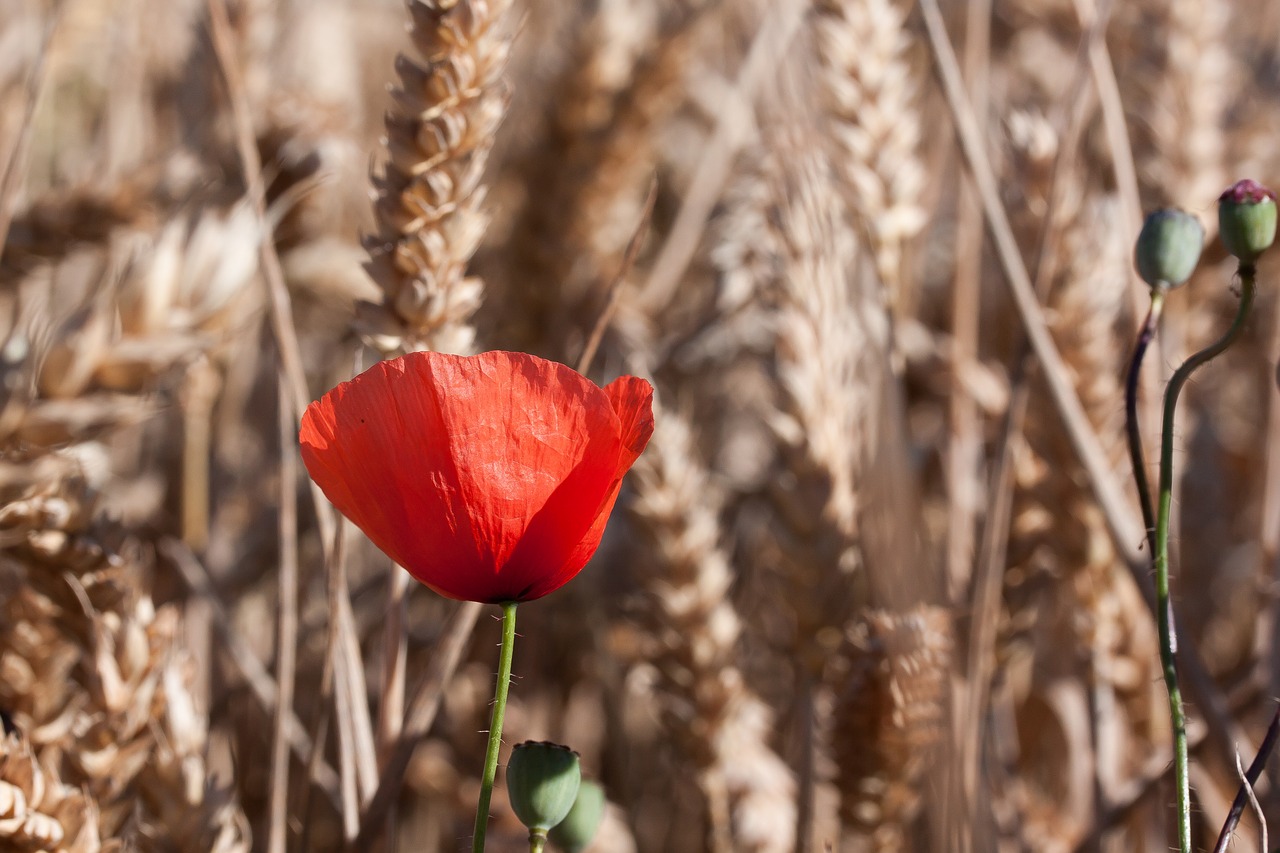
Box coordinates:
[1156,267,1256,853]
[1125,288,1166,556]
[474,602,519,853]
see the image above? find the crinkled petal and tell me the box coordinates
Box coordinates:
[300,352,650,603]
[501,376,655,601]
[422,352,611,579]
[603,375,656,469]
[300,356,484,599]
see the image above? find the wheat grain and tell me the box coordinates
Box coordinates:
[0,448,250,851]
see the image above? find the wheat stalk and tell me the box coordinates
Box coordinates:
[629,402,795,853]
[812,0,925,309]
[359,0,515,355]
[0,450,250,851]
[832,606,953,851]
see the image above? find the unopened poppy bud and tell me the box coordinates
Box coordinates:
[1218,179,1277,265]
[548,780,606,853]
[1134,208,1204,289]
[507,741,581,842]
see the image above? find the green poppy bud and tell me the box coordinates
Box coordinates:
[1218,179,1277,265]
[506,741,581,842]
[1134,208,1204,289]
[548,780,606,853]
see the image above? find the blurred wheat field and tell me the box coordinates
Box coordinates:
[4,0,1280,850]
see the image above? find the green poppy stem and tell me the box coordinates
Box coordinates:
[528,830,548,853]
[473,601,519,853]
[1156,266,1256,853]
[1125,288,1166,556]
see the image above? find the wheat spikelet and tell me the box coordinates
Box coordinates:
[1121,0,1230,212]
[359,0,515,355]
[629,402,795,853]
[832,606,952,851]
[0,731,118,853]
[707,130,884,850]
[744,137,870,659]
[0,449,250,851]
[0,197,264,455]
[812,0,925,308]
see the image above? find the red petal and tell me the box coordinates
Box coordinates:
[603,375,655,472]
[501,376,655,601]
[423,353,613,581]
[300,356,485,599]
[300,352,645,603]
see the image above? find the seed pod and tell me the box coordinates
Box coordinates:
[1133,208,1204,289]
[506,741,581,837]
[1218,179,1277,265]
[548,780,606,853]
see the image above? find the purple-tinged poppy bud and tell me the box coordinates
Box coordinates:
[1218,179,1277,265]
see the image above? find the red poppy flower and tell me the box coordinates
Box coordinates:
[299,351,654,603]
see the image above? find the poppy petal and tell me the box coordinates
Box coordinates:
[501,377,655,601]
[300,351,654,603]
[602,375,656,470]
[420,352,615,579]
[300,357,485,598]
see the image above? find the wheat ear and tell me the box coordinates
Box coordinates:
[360,0,515,355]
[629,402,796,853]
[812,0,925,309]
[833,606,953,851]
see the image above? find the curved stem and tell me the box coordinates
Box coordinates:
[1125,288,1166,556]
[473,602,519,853]
[1156,267,1256,853]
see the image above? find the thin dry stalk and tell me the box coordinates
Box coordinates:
[268,373,300,853]
[205,0,314,429]
[352,599,483,849]
[918,0,1146,568]
[161,538,341,805]
[359,0,516,355]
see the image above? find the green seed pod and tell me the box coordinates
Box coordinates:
[506,741,582,837]
[1133,208,1204,289]
[1218,179,1278,265]
[548,780,606,853]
